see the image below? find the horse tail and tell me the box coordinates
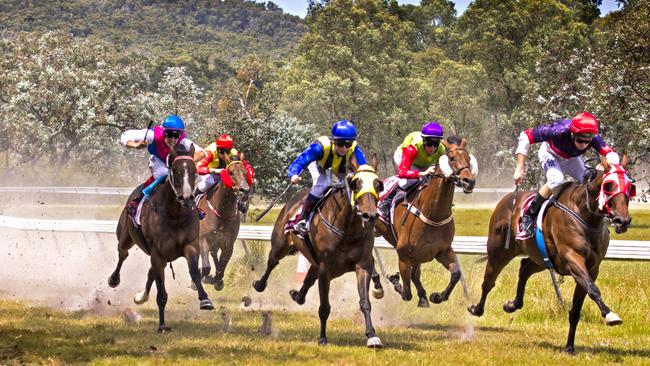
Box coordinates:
[474,254,488,264]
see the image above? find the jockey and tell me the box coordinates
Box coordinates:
[120,115,205,218]
[514,112,620,239]
[196,133,256,211]
[288,120,367,234]
[378,122,446,217]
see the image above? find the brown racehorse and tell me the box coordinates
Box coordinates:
[468,157,633,354]
[108,144,215,332]
[197,158,252,290]
[375,136,477,306]
[252,158,385,347]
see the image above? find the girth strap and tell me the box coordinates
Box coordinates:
[403,204,453,227]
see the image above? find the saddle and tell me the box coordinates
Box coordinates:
[283,187,335,234]
[515,183,573,239]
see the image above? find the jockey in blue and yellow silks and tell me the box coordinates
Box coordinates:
[288,120,367,234]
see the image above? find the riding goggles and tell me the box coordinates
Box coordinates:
[164,130,181,139]
[335,140,354,148]
[423,137,441,147]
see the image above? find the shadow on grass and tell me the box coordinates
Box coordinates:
[536,341,650,358]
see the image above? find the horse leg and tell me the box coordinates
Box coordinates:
[151,254,170,332]
[134,267,154,305]
[567,256,621,325]
[252,233,291,292]
[467,248,515,317]
[317,262,331,346]
[108,221,134,288]
[565,284,588,354]
[356,260,383,348]
[411,264,429,307]
[185,245,215,311]
[393,259,413,301]
[213,240,234,291]
[429,247,462,304]
[290,264,318,305]
[199,237,211,279]
[370,266,384,300]
[503,257,544,313]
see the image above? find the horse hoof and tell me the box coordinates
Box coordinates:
[252,280,266,293]
[402,293,413,302]
[201,267,211,278]
[367,336,383,348]
[372,287,384,300]
[289,290,305,305]
[200,299,215,311]
[158,326,172,333]
[318,338,328,346]
[417,297,430,308]
[213,278,224,291]
[564,346,576,355]
[429,293,444,304]
[133,291,149,305]
[605,312,623,326]
[467,304,483,317]
[203,275,216,285]
[107,275,120,288]
[386,273,400,285]
[503,300,520,313]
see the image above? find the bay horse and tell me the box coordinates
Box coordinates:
[197,157,252,290]
[467,157,633,354]
[252,158,385,348]
[375,136,477,306]
[108,144,215,332]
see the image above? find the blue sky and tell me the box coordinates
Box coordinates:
[262,0,622,18]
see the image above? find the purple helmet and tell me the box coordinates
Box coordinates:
[421,122,443,138]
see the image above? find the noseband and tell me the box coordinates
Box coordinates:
[167,155,195,202]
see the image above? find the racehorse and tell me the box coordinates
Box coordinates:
[375,136,477,306]
[197,157,252,290]
[108,144,215,332]
[467,157,633,353]
[252,157,385,347]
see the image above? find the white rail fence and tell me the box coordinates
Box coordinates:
[1,215,648,261]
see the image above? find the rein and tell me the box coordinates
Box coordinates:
[549,196,605,233]
[401,173,453,227]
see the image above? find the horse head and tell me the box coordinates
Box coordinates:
[440,136,478,193]
[590,155,634,234]
[348,155,383,227]
[167,144,197,208]
[221,154,252,212]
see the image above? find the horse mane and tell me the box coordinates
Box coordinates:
[446,135,462,145]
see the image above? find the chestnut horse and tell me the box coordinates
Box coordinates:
[375,136,477,306]
[197,158,252,290]
[252,159,385,347]
[468,158,633,353]
[108,144,215,332]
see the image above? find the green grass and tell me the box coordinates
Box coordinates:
[1,253,649,365]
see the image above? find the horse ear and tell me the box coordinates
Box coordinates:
[442,139,450,149]
[239,151,246,161]
[621,154,628,169]
[460,138,467,148]
[370,154,378,172]
[169,144,179,159]
[189,143,195,157]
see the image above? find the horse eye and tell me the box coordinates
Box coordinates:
[603,182,616,193]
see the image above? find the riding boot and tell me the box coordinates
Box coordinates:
[517,193,547,239]
[295,194,319,234]
[126,190,144,217]
[378,188,399,218]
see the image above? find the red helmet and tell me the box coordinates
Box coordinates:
[216,133,234,149]
[570,112,599,135]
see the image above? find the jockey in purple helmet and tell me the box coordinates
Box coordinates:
[378,121,447,217]
[120,115,205,221]
[288,120,367,234]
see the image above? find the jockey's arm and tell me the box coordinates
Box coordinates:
[120,128,151,149]
[514,130,533,184]
[288,142,324,183]
[592,135,620,165]
[397,146,421,179]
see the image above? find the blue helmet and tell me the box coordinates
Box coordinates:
[421,121,443,138]
[162,115,185,131]
[331,120,357,140]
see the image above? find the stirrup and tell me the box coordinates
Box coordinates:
[294,220,309,234]
[516,217,535,240]
[126,200,139,217]
[197,207,206,220]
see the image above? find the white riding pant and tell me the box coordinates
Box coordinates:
[148,155,169,179]
[538,142,585,189]
[307,161,332,198]
[197,173,221,193]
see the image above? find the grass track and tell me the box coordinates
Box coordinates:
[1,254,649,365]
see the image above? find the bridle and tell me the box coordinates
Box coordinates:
[167,155,195,206]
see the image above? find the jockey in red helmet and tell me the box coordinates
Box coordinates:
[513,112,620,239]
